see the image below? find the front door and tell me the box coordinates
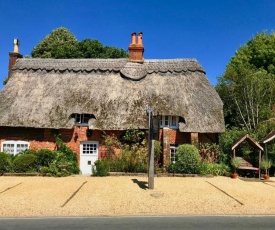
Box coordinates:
[80,142,99,175]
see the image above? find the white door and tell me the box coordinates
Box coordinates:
[80,142,99,175]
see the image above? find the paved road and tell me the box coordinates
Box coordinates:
[1,216,275,230]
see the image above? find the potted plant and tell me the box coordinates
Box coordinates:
[231,157,241,179]
[260,158,272,180]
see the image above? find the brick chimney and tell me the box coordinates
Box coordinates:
[8,38,22,80]
[128,32,144,63]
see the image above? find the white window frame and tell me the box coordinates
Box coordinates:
[1,140,30,155]
[75,114,93,126]
[80,142,98,155]
[170,145,178,164]
[159,116,179,129]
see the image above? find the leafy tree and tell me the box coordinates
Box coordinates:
[31,27,127,59]
[31,27,80,58]
[216,31,275,130]
[3,77,8,85]
[78,39,127,58]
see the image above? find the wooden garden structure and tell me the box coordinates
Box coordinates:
[261,130,275,157]
[231,134,263,179]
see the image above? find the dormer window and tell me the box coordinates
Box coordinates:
[73,113,95,126]
[159,116,179,129]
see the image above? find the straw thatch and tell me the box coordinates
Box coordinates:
[0,58,224,132]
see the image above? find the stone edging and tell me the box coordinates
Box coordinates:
[108,172,214,177]
[0,172,214,177]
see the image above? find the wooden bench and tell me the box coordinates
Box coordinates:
[236,157,259,171]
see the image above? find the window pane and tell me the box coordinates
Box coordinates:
[83,114,90,124]
[82,143,97,154]
[3,144,15,154]
[171,116,177,126]
[164,116,169,126]
[170,146,178,163]
[76,114,81,123]
[16,144,29,154]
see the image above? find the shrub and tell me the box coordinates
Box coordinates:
[13,154,37,173]
[92,160,110,176]
[48,151,80,177]
[39,166,50,174]
[170,144,200,174]
[199,143,220,163]
[55,134,78,162]
[0,152,12,173]
[198,162,230,176]
[36,149,57,167]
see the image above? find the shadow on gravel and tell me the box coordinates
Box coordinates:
[132,179,148,190]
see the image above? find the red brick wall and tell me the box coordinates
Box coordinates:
[159,129,191,145]
[8,52,22,79]
[0,126,219,166]
[0,126,124,163]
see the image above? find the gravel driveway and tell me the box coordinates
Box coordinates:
[0,176,275,217]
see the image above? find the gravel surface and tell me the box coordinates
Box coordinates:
[0,176,275,217]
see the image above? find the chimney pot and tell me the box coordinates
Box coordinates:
[13,38,20,53]
[128,32,144,63]
[137,32,143,45]
[131,32,137,44]
[8,38,22,81]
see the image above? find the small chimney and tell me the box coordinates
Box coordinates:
[128,32,144,63]
[8,38,22,80]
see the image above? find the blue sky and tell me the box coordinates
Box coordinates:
[0,0,275,90]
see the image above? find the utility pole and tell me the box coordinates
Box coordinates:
[147,109,154,189]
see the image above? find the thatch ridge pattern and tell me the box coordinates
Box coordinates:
[13,58,205,77]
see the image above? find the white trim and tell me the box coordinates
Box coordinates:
[170,145,178,164]
[1,140,30,154]
[80,141,99,155]
[160,116,179,129]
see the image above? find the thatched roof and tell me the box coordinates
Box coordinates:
[0,58,225,132]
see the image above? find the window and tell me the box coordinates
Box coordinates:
[81,143,98,155]
[73,113,95,126]
[170,145,178,164]
[159,116,179,129]
[1,141,29,155]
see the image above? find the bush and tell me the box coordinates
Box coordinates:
[13,154,37,173]
[55,134,78,162]
[39,166,50,174]
[92,160,110,176]
[169,144,200,174]
[36,149,57,167]
[48,151,80,177]
[0,152,12,173]
[198,162,230,176]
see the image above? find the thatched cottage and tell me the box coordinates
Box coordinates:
[0,33,224,174]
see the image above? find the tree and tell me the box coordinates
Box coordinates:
[78,39,127,58]
[31,27,80,58]
[216,31,275,130]
[31,27,127,59]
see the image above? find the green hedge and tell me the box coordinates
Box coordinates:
[13,154,37,173]
[0,152,13,173]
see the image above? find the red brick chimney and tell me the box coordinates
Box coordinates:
[128,32,144,63]
[8,38,22,80]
